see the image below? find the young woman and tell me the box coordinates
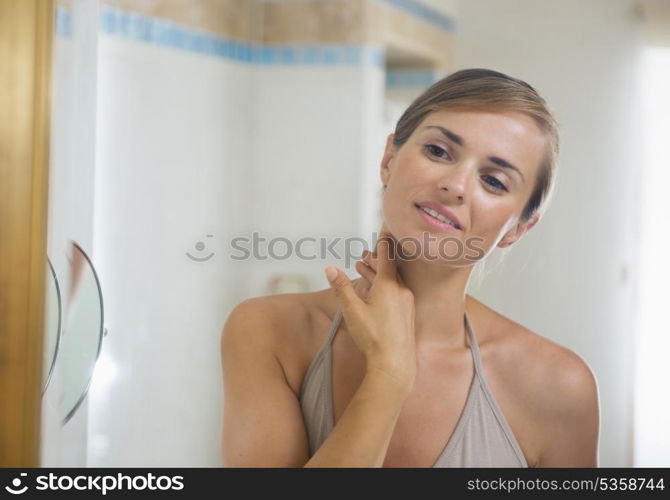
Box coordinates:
[220,69,600,468]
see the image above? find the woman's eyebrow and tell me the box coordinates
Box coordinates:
[490,156,525,183]
[422,125,464,145]
[421,125,525,183]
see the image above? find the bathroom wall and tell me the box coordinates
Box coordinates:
[457,0,643,466]
[632,0,670,466]
[87,2,254,466]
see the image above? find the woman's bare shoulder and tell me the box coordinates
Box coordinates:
[468,295,599,466]
[225,287,339,394]
[226,291,321,345]
[469,295,597,414]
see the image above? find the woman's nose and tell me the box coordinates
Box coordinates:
[437,162,470,200]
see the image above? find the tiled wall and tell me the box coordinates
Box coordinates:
[87,31,254,465]
[260,0,367,44]
[98,3,384,66]
[368,0,455,69]
[102,0,256,40]
[56,1,455,72]
[96,0,456,68]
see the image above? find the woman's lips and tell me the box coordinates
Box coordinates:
[415,204,461,232]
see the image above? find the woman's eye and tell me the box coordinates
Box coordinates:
[425,144,451,160]
[482,175,508,192]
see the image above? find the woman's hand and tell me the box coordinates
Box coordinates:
[324,228,416,391]
[354,249,378,300]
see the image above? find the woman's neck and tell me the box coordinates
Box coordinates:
[396,256,475,350]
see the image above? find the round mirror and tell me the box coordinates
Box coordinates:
[42,256,62,395]
[58,241,105,424]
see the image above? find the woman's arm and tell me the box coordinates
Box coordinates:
[220,297,412,468]
[220,298,309,467]
[535,352,600,467]
[304,368,410,467]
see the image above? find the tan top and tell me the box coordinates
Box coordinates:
[299,308,529,467]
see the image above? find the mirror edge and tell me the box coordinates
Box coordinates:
[61,241,105,425]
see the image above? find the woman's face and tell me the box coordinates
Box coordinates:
[380,108,546,266]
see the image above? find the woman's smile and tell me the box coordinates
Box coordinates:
[414,203,462,232]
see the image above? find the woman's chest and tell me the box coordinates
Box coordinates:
[331,339,475,467]
[329,334,540,467]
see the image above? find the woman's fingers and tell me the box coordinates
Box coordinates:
[357,224,405,296]
[367,227,408,289]
[325,266,364,315]
[361,250,378,272]
[374,231,398,283]
[355,259,376,284]
[352,276,371,301]
[320,224,416,381]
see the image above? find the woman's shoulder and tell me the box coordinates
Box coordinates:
[226,290,323,347]
[225,286,340,395]
[471,295,598,417]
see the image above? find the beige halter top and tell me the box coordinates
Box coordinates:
[298,308,528,467]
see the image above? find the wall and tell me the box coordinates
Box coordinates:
[456,0,643,467]
[245,57,384,296]
[633,41,670,465]
[86,3,253,465]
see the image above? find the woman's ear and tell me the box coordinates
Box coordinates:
[380,133,396,187]
[498,212,541,248]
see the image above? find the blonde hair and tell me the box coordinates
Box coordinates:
[392,68,560,223]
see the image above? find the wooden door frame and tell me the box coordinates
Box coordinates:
[0,0,54,467]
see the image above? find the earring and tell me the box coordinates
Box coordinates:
[383,184,387,189]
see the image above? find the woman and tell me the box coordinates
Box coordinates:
[220,68,600,468]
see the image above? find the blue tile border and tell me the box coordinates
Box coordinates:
[382,0,456,32]
[99,5,384,66]
[58,4,450,66]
